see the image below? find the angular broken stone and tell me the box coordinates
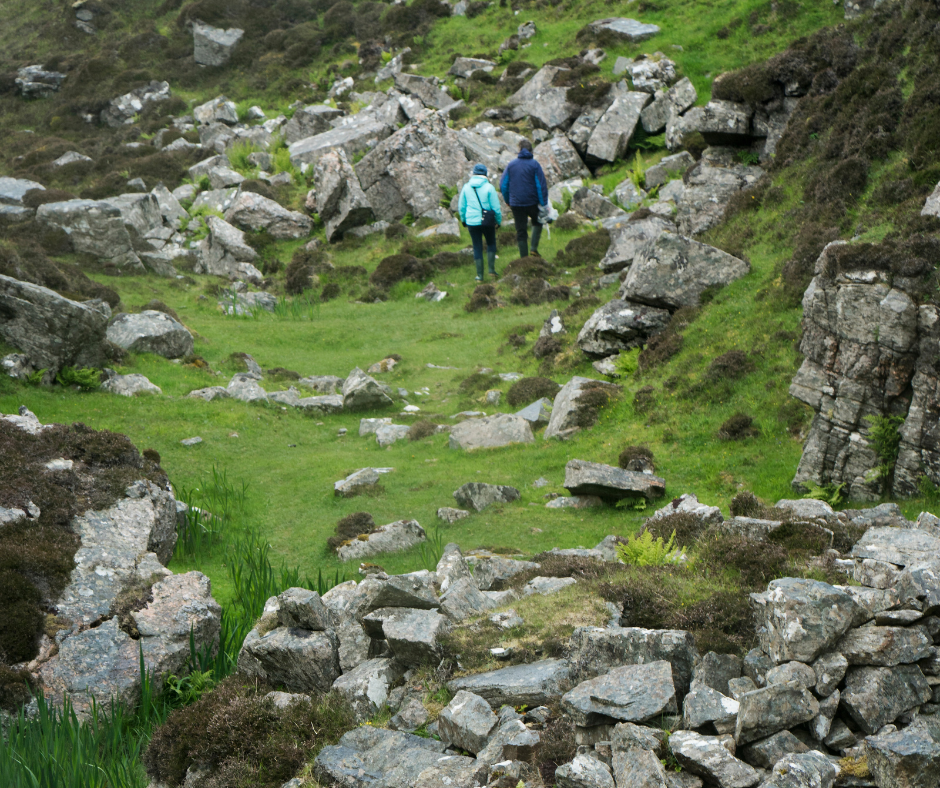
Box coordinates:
[438,690,499,754]
[473,556,540,591]
[612,745,667,788]
[343,367,394,411]
[850,526,940,568]
[449,413,535,451]
[734,682,819,744]
[669,731,761,788]
[692,652,743,696]
[440,577,495,621]
[361,607,449,666]
[476,718,540,765]
[749,578,859,663]
[276,587,332,631]
[683,681,739,734]
[840,664,932,734]
[737,730,810,770]
[764,661,816,690]
[759,751,838,788]
[237,627,340,694]
[865,718,940,788]
[561,660,677,726]
[808,690,839,741]
[812,652,848,697]
[555,753,616,788]
[331,657,405,722]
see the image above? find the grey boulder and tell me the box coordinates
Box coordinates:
[544,376,622,440]
[106,311,193,359]
[276,587,332,631]
[335,520,427,562]
[587,17,660,41]
[314,149,374,241]
[196,216,263,283]
[577,299,671,357]
[101,373,161,397]
[438,690,499,753]
[840,664,932,734]
[224,191,311,240]
[448,414,535,451]
[193,22,244,66]
[564,459,665,501]
[283,104,344,144]
[683,681,739,734]
[448,658,571,708]
[669,731,761,788]
[749,578,859,663]
[759,752,838,788]
[0,275,109,373]
[237,627,340,693]
[36,199,140,268]
[620,233,750,310]
[362,607,449,665]
[331,657,405,722]
[453,482,521,512]
[587,91,651,163]
[836,626,933,666]
[737,730,809,769]
[600,215,677,273]
[865,718,940,788]
[343,367,393,410]
[556,754,616,788]
[734,682,820,744]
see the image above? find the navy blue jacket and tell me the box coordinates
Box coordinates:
[500,149,548,207]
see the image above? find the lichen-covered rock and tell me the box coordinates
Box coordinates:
[577,300,672,358]
[758,751,838,788]
[237,626,340,693]
[195,216,264,283]
[331,657,405,722]
[749,578,859,663]
[734,681,819,744]
[840,664,932,734]
[453,482,521,512]
[313,149,375,241]
[36,199,141,268]
[193,21,244,66]
[342,367,394,411]
[669,731,761,788]
[865,718,940,788]
[438,690,499,754]
[336,520,427,562]
[361,607,450,665]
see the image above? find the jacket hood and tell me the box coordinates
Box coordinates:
[518,148,534,159]
[467,174,490,187]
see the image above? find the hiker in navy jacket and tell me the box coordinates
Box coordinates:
[500,139,548,258]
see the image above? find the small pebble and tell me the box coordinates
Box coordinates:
[180,436,202,446]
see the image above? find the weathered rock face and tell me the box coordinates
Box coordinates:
[106,310,194,359]
[195,215,264,283]
[587,91,651,163]
[619,233,751,310]
[37,199,142,268]
[288,116,392,170]
[600,215,677,273]
[544,376,617,440]
[865,718,940,788]
[675,150,764,237]
[0,275,110,373]
[223,191,311,240]
[238,626,340,693]
[356,110,470,221]
[193,22,244,66]
[15,65,66,98]
[314,149,375,241]
[788,242,931,498]
[669,731,761,788]
[535,136,590,186]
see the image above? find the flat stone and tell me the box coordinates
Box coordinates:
[556,753,616,788]
[837,626,933,666]
[448,658,571,708]
[652,494,725,529]
[562,660,677,726]
[564,459,665,501]
[523,576,578,596]
[765,662,816,690]
[851,526,940,568]
[546,495,605,509]
[587,18,661,41]
[106,311,193,359]
[472,556,540,591]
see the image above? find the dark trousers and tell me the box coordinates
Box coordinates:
[511,204,542,258]
[467,224,497,277]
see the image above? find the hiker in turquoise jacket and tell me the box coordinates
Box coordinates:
[458,163,503,281]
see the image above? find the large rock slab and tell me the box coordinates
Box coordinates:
[564,459,665,501]
[669,731,761,788]
[850,526,940,568]
[288,116,393,170]
[749,578,859,663]
[223,191,311,240]
[314,149,374,241]
[356,110,469,222]
[675,153,763,237]
[36,199,140,268]
[562,660,677,726]
[587,17,660,41]
[841,664,932,734]
[448,658,571,708]
[620,234,750,309]
[106,311,193,359]
[193,21,244,66]
[448,414,535,451]
[568,625,698,696]
[0,275,109,373]
[336,520,427,562]
[237,626,340,693]
[577,300,671,357]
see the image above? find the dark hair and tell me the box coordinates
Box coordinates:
[519,139,533,152]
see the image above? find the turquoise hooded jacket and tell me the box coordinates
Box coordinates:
[458,175,503,226]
